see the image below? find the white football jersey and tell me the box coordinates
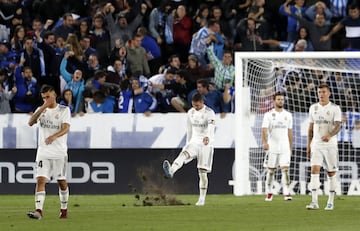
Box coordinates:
[187,105,216,145]
[36,104,71,159]
[262,108,293,153]
[309,102,342,147]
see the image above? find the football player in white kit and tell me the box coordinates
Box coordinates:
[163,92,216,206]
[261,92,293,201]
[306,84,341,210]
[27,85,71,219]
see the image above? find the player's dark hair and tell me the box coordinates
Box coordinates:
[273,92,285,100]
[192,92,204,102]
[40,84,55,93]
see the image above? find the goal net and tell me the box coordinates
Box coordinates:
[231,52,360,196]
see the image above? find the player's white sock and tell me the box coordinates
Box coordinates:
[310,174,320,203]
[35,191,46,211]
[198,170,208,201]
[281,168,290,195]
[171,152,187,174]
[265,169,275,194]
[59,187,69,210]
[327,175,336,205]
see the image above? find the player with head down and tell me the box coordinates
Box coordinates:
[163,92,216,206]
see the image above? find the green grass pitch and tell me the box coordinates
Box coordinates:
[1,194,360,231]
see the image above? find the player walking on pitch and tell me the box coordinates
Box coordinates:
[163,92,216,206]
[306,84,341,210]
[27,84,71,219]
[262,92,293,201]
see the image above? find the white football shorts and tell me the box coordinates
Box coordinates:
[265,151,291,168]
[35,156,68,181]
[310,146,338,172]
[183,142,214,172]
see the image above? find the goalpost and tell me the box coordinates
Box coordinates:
[231,52,360,196]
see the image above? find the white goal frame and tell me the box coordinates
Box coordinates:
[231,52,360,196]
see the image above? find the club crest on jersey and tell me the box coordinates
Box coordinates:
[327,111,330,115]
[55,114,59,119]
[272,113,276,120]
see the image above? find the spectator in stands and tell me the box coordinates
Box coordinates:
[75,19,91,41]
[279,0,307,42]
[118,78,133,113]
[59,89,75,115]
[0,40,18,69]
[60,51,85,115]
[64,33,84,66]
[148,0,173,63]
[131,77,157,115]
[189,19,219,67]
[52,13,76,41]
[85,54,102,81]
[321,3,360,50]
[169,5,192,63]
[188,78,228,115]
[10,25,26,54]
[106,59,126,97]
[170,69,196,112]
[297,27,314,51]
[209,5,231,47]
[224,0,252,39]
[149,68,177,112]
[192,3,211,34]
[13,64,39,113]
[89,13,110,67]
[126,33,151,77]
[233,18,265,51]
[109,41,127,73]
[85,90,115,113]
[80,35,98,63]
[137,26,162,76]
[305,1,333,24]
[206,44,234,92]
[184,53,213,86]
[104,2,147,47]
[283,5,332,51]
[21,36,46,83]
[0,67,17,113]
[159,54,182,74]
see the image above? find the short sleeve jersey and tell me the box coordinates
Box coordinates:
[309,102,342,147]
[262,109,293,154]
[187,105,216,145]
[36,104,71,159]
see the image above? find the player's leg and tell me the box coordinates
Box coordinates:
[27,159,50,219]
[196,168,208,206]
[306,147,323,209]
[279,153,292,200]
[324,148,338,210]
[54,157,69,218]
[306,166,321,209]
[163,144,195,178]
[195,145,213,206]
[264,153,277,201]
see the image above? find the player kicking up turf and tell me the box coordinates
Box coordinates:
[261,92,293,202]
[163,92,216,206]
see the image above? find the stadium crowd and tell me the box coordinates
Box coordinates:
[0,0,360,115]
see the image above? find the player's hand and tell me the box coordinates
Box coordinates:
[322,134,331,142]
[203,137,209,145]
[45,135,56,145]
[263,143,269,150]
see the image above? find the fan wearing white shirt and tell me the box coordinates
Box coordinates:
[163,92,216,206]
[306,84,342,210]
[262,92,293,202]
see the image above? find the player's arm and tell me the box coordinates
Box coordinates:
[307,122,314,157]
[204,111,216,145]
[45,123,70,145]
[186,114,192,144]
[322,121,341,142]
[261,127,269,150]
[288,128,293,155]
[28,104,49,126]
